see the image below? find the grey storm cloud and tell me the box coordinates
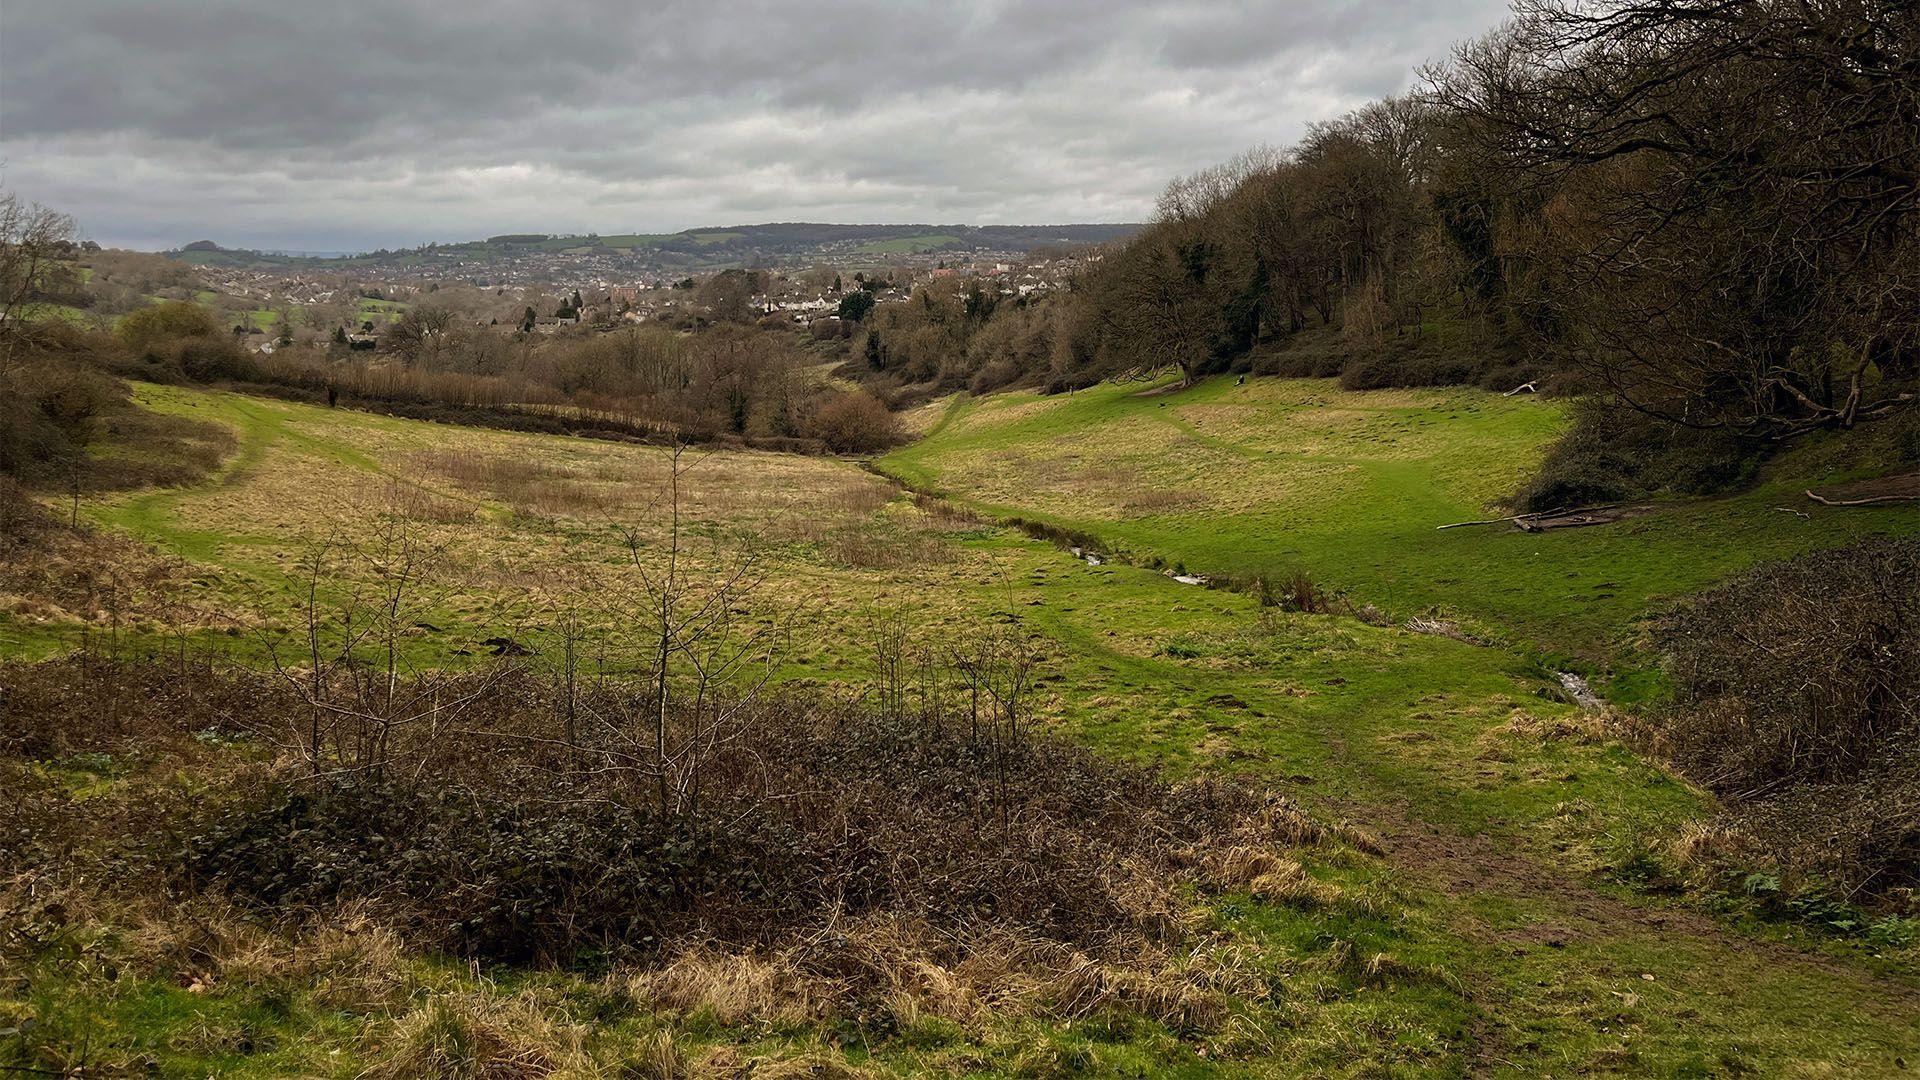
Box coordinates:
[1,0,1511,250]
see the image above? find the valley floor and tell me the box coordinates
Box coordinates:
[4,378,1917,1076]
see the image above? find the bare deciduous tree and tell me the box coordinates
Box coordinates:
[267,515,518,777]
[0,193,79,368]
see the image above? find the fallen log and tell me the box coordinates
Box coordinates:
[1435,502,1620,530]
[1515,513,1621,532]
[1804,488,1920,507]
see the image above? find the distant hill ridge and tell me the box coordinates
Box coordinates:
[166,222,1142,270]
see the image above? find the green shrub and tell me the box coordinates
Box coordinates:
[0,355,124,482]
[113,300,218,356]
[1515,399,1758,512]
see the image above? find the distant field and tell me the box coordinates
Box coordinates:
[12,301,94,326]
[856,233,962,254]
[354,296,408,324]
[882,376,1920,664]
[537,233,668,251]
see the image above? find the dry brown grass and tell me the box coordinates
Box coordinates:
[621,914,1269,1038]
[416,449,607,518]
[908,492,984,530]
[1202,848,1339,909]
[0,502,239,645]
[0,526,192,629]
[1478,709,1610,762]
[1664,819,1747,875]
[620,1030,695,1080]
[364,991,593,1079]
[1249,861,1340,909]
[1497,708,1608,744]
[1327,822,1387,857]
[38,386,1041,669]
[1121,486,1208,514]
[820,526,955,570]
[626,949,824,1027]
[1403,616,1476,642]
[416,442,905,536]
[379,476,479,524]
[1242,794,1326,847]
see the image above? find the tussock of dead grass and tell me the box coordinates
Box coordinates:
[94,893,421,1015]
[1251,862,1340,909]
[379,477,477,524]
[1499,708,1608,744]
[820,526,955,570]
[1478,709,1610,760]
[621,914,1273,1038]
[364,991,593,1080]
[1240,794,1326,847]
[1328,822,1387,856]
[626,949,823,1027]
[618,1030,695,1080]
[1663,819,1749,876]
[1203,845,1298,892]
[1402,616,1479,643]
[1201,846,1342,909]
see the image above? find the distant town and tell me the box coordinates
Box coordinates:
[120,222,1134,353]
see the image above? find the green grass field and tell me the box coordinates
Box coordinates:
[5,380,1918,1076]
[354,297,408,324]
[11,301,95,326]
[682,229,745,247]
[856,234,963,254]
[882,376,1920,667]
[536,233,670,251]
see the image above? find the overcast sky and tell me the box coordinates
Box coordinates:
[2,0,1510,252]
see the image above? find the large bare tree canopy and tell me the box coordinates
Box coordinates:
[1056,0,1918,439]
[1428,0,1920,436]
[0,195,79,338]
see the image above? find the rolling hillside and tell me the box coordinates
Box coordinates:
[882,376,1920,669]
[165,222,1143,271]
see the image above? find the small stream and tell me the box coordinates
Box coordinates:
[1557,671,1606,711]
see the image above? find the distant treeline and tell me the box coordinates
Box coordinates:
[118,303,903,455]
[0,300,905,505]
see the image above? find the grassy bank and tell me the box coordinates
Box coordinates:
[881,376,1920,664]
